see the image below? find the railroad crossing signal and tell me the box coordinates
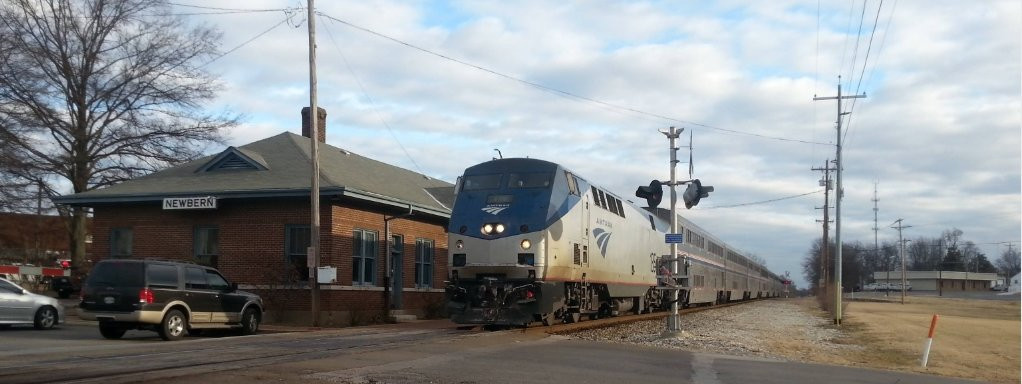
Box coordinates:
[682,179,714,208]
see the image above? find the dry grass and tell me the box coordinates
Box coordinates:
[789,296,1020,384]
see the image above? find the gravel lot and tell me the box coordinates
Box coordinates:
[570,299,863,362]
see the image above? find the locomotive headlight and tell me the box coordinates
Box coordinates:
[520,239,532,250]
[456,240,464,249]
[481,224,493,235]
[495,223,505,233]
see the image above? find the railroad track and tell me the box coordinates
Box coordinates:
[508,298,765,335]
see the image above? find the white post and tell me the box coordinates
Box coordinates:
[665,126,681,334]
[921,314,939,367]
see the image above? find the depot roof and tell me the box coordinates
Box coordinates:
[53,132,455,218]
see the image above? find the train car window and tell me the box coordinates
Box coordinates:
[590,186,599,206]
[509,172,552,189]
[462,174,502,191]
[564,171,579,196]
[615,198,625,218]
[596,189,607,209]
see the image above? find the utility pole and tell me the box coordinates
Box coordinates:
[934,240,945,297]
[663,126,683,335]
[891,219,912,304]
[814,76,866,325]
[872,181,885,296]
[812,160,835,295]
[307,0,321,327]
[36,180,44,263]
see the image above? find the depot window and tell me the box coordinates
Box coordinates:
[285,225,310,281]
[193,226,219,268]
[353,229,379,285]
[415,238,434,288]
[110,228,133,258]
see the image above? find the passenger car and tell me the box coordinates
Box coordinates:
[78,259,263,341]
[0,277,64,329]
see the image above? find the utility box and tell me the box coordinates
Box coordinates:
[317,266,337,284]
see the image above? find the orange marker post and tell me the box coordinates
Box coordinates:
[921,314,939,367]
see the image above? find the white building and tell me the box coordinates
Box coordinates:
[872,271,1000,292]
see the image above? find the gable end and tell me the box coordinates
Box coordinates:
[197,147,269,173]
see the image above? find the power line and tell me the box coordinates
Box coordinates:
[167,2,293,13]
[861,0,898,98]
[843,0,885,146]
[845,0,868,92]
[837,0,856,86]
[315,11,829,146]
[199,12,300,68]
[700,190,822,209]
[319,18,424,176]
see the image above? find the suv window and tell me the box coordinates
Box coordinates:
[206,270,230,291]
[87,261,144,286]
[147,264,179,289]
[185,267,208,289]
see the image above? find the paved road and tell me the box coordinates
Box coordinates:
[0,321,984,384]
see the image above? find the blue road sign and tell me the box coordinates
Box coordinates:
[665,233,684,244]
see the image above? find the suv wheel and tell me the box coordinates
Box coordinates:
[99,323,126,339]
[239,308,260,335]
[158,309,188,341]
[33,306,58,330]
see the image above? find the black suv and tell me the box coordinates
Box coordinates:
[78,259,263,341]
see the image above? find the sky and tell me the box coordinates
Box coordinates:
[172,0,1020,288]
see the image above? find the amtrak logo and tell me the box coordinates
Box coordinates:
[482,205,509,215]
[593,228,612,257]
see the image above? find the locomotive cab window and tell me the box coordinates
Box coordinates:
[462,174,502,191]
[565,171,580,196]
[509,172,552,189]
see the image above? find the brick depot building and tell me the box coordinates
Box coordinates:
[55,109,455,325]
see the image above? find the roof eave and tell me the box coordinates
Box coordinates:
[53,187,451,219]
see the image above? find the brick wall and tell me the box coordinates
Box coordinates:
[91,196,448,316]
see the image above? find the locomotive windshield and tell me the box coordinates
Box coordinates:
[461,174,502,191]
[508,172,552,189]
[460,172,553,191]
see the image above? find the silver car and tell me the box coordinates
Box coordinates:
[0,277,64,329]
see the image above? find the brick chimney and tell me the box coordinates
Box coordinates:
[301,107,327,143]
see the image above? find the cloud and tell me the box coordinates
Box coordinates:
[176,0,1019,287]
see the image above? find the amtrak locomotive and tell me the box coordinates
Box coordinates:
[445,158,783,326]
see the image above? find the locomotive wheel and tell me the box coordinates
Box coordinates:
[540,313,556,326]
[563,312,580,324]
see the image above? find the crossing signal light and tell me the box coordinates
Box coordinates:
[683,179,714,208]
[634,180,663,208]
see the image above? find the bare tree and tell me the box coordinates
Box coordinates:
[745,252,767,267]
[0,0,238,275]
[995,246,1021,279]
